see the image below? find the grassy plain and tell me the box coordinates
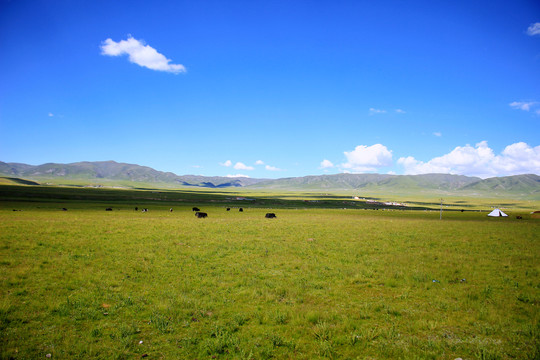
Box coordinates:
[1,185,539,359]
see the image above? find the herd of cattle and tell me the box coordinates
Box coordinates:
[94,206,276,219]
[191,207,276,219]
[54,207,527,220]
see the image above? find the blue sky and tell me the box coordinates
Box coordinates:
[1,0,539,179]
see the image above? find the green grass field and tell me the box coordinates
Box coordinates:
[1,185,539,359]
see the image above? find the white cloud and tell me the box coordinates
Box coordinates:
[234,162,254,170]
[395,109,406,114]
[397,141,540,178]
[397,155,451,175]
[510,101,537,111]
[527,23,540,36]
[100,36,186,74]
[341,144,393,172]
[369,108,386,115]
[222,160,255,170]
[48,112,54,117]
[320,159,334,168]
[265,165,282,171]
[225,174,250,178]
[433,132,442,137]
[255,160,265,165]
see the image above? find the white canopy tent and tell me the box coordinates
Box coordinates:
[487,209,508,217]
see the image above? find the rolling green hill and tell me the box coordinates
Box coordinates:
[252,173,540,199]
[1,160,538,198]
[0,177,40,186]
[0,161,265,188]
[250,173,481,192]
[461,173,540,194]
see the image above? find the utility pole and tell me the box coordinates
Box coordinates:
[440,198,443,220]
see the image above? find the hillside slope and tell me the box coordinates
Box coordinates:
[0,161,265,188]
[250,173,481,191]
[1,161,538,197]
[462,174,540,194]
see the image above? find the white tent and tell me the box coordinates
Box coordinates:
[488,209,508,217]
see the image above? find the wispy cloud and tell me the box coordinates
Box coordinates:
[265,165,282,171]
[341,144,393,172]
[225,174,250,178]
[397,141,540,178]
[510,101,538,111]
[220,160,233,167]
[100,35,186,74]
[433,132,442,137]
[255,160,265,165]
[48,112,54,117]
[526,23,540,36]
[369,108,405,115]
[369,108,386,115]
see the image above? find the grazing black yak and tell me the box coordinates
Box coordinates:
[265,213,276,218]
[192,207,200,212]
[195,212,208,218]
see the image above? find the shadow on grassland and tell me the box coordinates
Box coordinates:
[1,184,506,212]
[0,184,439,210]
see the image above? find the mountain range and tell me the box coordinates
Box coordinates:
[0,161,262,188]
[1,160,539,197]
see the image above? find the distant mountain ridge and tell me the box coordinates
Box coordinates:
[251,173,482,190]
[1,161,539,197]
[250,172,540,197]
[0,161,265,188]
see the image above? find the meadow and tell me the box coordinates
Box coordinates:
[1,185,539,359]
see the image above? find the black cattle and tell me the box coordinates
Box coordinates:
[135,207,138,211]
[170,208,173,212]
[516,216,523,219]
[105,207,113,211]
[192,207,200,212]
[239,208,243,212]
[226,208,230,211]
[265,213,276,218]
[62,208,68,211]
[195,212,208,218]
